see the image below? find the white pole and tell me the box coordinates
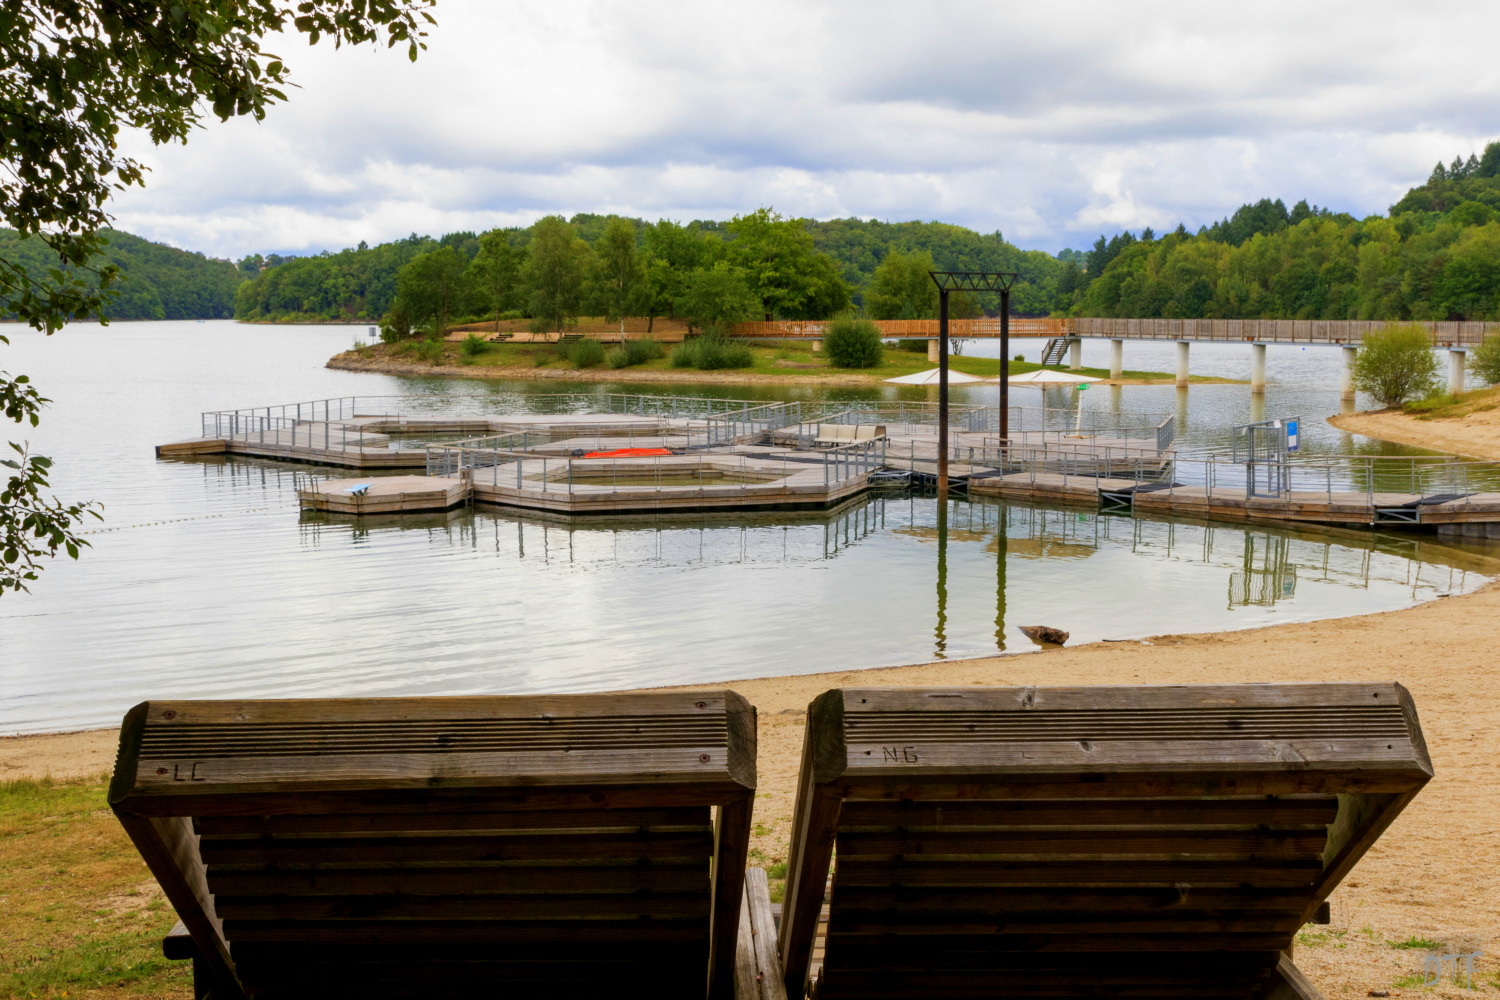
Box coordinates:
[1110,339,1123,380]
[1251,343,1267,394]
[1341,346,1358,402]
[1175,341,1190,388]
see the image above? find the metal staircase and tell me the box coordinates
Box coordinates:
[1040,337,1074,366]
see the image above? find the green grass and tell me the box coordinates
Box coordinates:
[1389,935,1446,950]
[402,337,1236,383]
[1295,927,1347,948]
[1403,384,1500,419]
[0,777,190,998]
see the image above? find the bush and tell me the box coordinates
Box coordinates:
[823,316,884,368]
[1352,323,1440,406]
[1469,334,1500,385]
[409,339,444,365]
[672,330,754,369]
[896,338,929,353]
[379,304,414,343]
[563,338,606,368]
[605,346,630,369]
[459,333,487,358]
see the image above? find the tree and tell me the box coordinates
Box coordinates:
[1352,324,1441,406]
[392,247,469,338]
[467,231,524,326]
[590,217,646,336]
[674,261,762,333]
[1468,334,1500,385]
[866,250,939,320]
[522,216,588,333]
[724,208,850,320]
[1,0,434,592]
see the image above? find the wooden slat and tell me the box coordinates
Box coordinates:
[204,863,707,897]
[832,857,1322,888]
[836,828,1326,861]
[221,919,711,944]
[838,796,1339,828]
[213,892,713,922]
[199,830,715,866]
[194,806,707,837]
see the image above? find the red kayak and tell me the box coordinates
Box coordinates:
[582,447,674,458]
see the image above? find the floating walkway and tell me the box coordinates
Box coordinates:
[159,394,1500,534]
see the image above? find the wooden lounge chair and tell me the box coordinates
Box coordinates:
[109,691,757,999]
[775,684,1432,1000]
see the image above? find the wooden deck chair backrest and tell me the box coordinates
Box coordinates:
[778,684,1431,1000]
[109,692,756,1000]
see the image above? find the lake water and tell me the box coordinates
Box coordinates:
[2,321,1494,734]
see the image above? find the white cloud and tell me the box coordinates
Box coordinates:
[106,0,1500,259]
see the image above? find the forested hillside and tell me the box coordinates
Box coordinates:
[231,211,1068,330]
[0,228,241,320]
[1062,142,1500,321]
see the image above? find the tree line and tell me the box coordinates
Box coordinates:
[232,209,1067,333]
[1058,142,1500,322]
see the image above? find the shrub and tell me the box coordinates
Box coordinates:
[411,339,444,365]
[672,330,754,369]
[1352,323,1440,406]
[605,346,630,369]
[563,338,606,368]
[625,338,664,365]
[823,316,884,368]
[896,338,929,353]
[1469,334,1500,385]
[379,304,414,343]
[459,333,487,358]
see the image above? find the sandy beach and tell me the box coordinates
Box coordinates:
[1332,406,1500,461]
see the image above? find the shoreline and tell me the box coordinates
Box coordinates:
[326,350,1239,388]
[1331,406,1500,460]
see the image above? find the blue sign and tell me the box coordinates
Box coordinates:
[1285,419,1300,452]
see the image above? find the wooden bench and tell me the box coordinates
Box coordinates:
[110,692,757,999]
[776,684,1432,1000]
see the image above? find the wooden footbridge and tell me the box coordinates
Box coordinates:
[731,317,1500,395]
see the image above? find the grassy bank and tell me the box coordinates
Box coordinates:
[338,337,1239,386]
[0,777,188,999]
[1401,383,1500,419]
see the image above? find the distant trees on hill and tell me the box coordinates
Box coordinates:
[232,210,1060,332]
[0,228,240,321]
[1057,142,1500,322]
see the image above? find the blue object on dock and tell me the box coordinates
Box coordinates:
[345,483,372,496]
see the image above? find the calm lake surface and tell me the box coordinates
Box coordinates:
[2,321,1495,734]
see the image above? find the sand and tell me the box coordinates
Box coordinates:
[1331,406,1500,461]
[8,580,1500,997]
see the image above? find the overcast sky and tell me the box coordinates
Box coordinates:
[110,0,1500,260]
